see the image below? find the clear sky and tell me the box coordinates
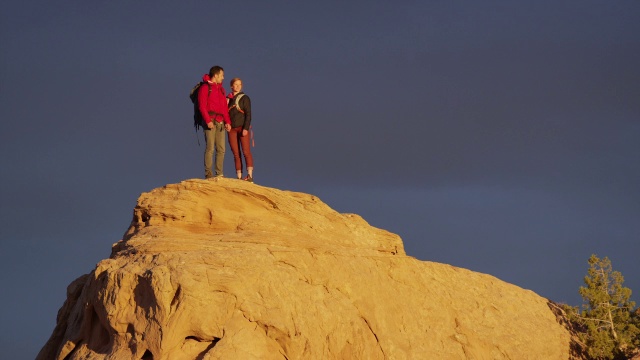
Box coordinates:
[1,1,639,358]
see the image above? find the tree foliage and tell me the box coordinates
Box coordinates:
[565,254,640,359]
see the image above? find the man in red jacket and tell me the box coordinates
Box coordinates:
[198,66,232,178]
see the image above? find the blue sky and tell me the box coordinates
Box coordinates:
[1,1,639,358]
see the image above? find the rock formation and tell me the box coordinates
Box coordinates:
[38,179,573,359]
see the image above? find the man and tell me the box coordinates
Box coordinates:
[198,66,232,178]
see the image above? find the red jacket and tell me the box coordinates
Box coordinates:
[198,74,231,125]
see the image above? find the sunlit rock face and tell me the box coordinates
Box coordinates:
[37,179,571,360]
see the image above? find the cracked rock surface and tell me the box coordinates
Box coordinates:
[37,179,571,359]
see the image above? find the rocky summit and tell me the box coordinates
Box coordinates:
[37,179,573,360]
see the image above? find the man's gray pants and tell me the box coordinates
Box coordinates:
[204,122,226,178]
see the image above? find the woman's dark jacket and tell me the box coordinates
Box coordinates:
[227,92,252,130]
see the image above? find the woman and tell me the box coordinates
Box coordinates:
[227,78,254,182]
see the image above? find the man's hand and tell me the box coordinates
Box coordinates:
[242,129,248,137]
[207,121,214,129]
[225,123,231,132]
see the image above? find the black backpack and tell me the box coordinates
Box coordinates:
[189,82,211,131]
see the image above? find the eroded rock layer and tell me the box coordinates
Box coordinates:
[38,179,571,360]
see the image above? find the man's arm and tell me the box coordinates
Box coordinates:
[221,89,231,126]
[198,84,211,125]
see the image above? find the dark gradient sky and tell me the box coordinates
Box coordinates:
[1,1,639,358]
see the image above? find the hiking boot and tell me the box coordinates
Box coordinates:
[243,175,254,183]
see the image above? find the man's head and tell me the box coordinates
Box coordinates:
[209,66,224,84]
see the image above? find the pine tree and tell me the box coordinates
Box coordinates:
[575,254,639,359]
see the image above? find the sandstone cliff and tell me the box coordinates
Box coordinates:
[38,179,572,359]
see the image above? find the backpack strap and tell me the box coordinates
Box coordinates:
[206,83,212,97]
[231,93,245,114]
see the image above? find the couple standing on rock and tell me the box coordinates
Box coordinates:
[196,65,254,182]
